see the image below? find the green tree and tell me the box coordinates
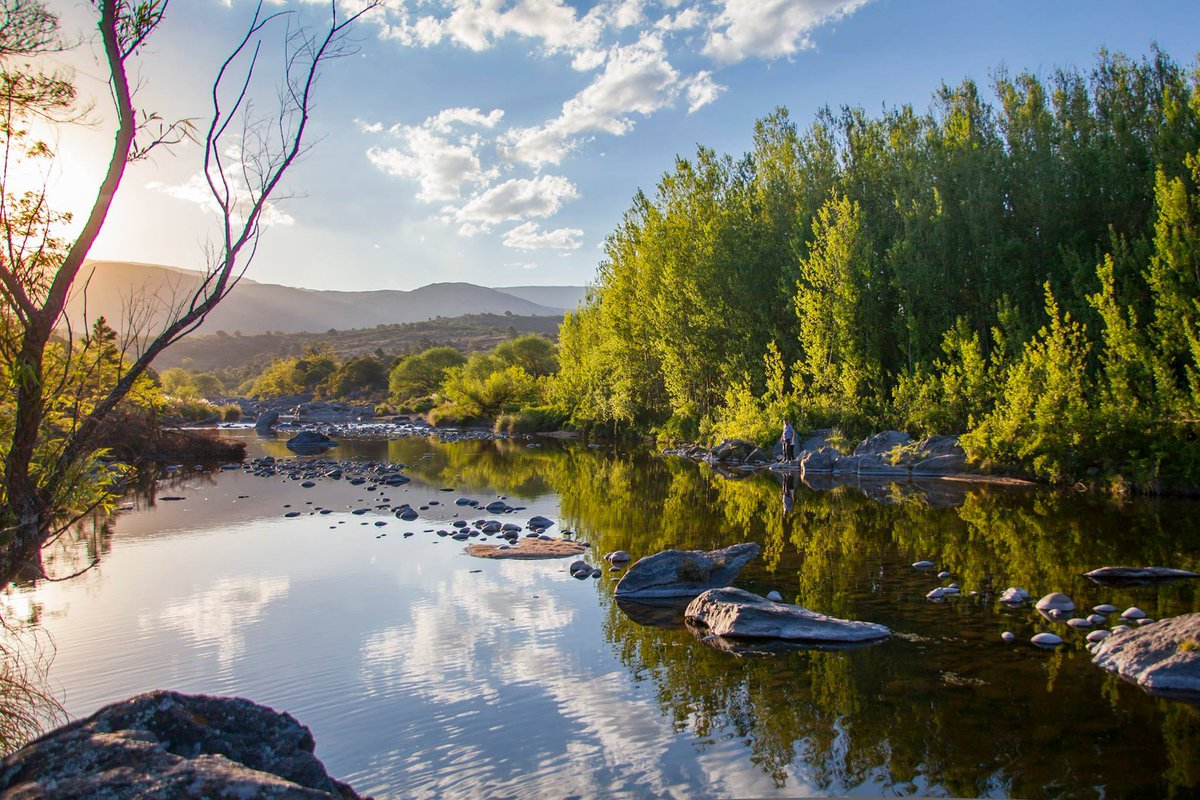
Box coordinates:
[388,346,466,402]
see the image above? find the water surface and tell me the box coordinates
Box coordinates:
[3,431,1199,798]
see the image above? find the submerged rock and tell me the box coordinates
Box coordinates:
[614,543,761,600]
[286,431,337,452]
[685,587,890,642]
[0,690,362,799]
[1091,613,1200,701]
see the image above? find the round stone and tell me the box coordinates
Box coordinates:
[1001,631,1016,642]
[1121,607,1146,620]
[1031,632,1064,647]
[1086,629,1110,643]
[1035,592,1075,613]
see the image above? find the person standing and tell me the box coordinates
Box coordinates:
[781,419,796,461]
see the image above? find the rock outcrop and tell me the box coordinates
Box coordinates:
[1091,613,1200,701]
[0,690,364,799]
[614,543,760,599]
[286,431,338,453]
[684,587,891,642]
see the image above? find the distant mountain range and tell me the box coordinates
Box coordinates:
[65,261,587,335]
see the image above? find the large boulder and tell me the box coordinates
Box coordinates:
[911,435,970,475]
[1091,613,1200,701]
[711,439,756,462]
[614,542,761,599]
[799,446,838,474]
[0,690,362,799]
[286,431,337,452]
[797,428,834,453]
[853,430,913,458]
[685,587,891,642]
[254,409,279,433]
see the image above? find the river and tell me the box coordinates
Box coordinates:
[2,429,1198,798]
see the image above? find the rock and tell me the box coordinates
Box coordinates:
[1084,566,1200,585]
[1035,592,1076,613]
[744,447,770,464]
[937,570,951,579]
[1121,607,1147,620]
[484,500,508,513]
[910,435,970,475]
[300,481,316,489]
[1087,613,1107,625]
[286,431,337,452]
[1087,630,1111,643]
[766,590,783,602]
[830,454,861,474]
[857,457,911,477]
[614,542,761,600]
[1066,617,1093,629]
[999,587,1030,604]
[0,690,362,799]
[853,430,913,458]
[797,428,834,453]
[527,515,555,530]
[1031,632,1064,648]
[1001,631,1016,642]
[799,446,838,474]
[1091,613,1200,700]
[254,409,279,433]
[684,587,891,642]
[912,560,936,569]
[605,550,631,564]
[1094,604,1118,613]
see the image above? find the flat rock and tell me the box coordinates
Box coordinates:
[1031,632,1064,648]
[1084,566,1200,585]
[685,587,890,642]
[1091,613,1200,701]
[614,543,761,599]
[466,538,586,560]
[0,690,361,799]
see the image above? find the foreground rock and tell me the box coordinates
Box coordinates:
[1083,566,1200,585]
[614,543,761,599]
[685,587,891,642]
[286,431,338,453]
[1091,613,1200,701]
[465,538,586,559]
[0,690,363,799]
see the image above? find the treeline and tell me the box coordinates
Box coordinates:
[551,48,1200,488]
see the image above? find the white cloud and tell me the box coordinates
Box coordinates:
[366,107,504,202]
[501,221,583,251]
[445,174,579,230]
[684,70,724,113]
[655,5,705,32]
[501,34,686,167]
[704,0,871,64]
[147,170,295,228]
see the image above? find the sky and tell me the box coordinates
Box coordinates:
[42,0,1200,291]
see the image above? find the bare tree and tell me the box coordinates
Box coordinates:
[0,0,379,579]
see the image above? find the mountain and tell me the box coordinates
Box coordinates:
[66,261,582,335]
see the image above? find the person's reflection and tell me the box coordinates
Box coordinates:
[781,472,795,514]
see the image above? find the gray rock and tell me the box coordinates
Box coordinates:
[605,550,631,564]
[1091,613,1200,700]
[1121,607,1147,620]
[1094,604,1118,613]
[1084,566,1200,585]
[999,587,1030,604]
[684,587,890,642]
[254,409,280,433]
[857,457,911,477]
[1066,617,1093,629]
[766,590,783,602]
[797,428,834,453]
[912,560,935,569]
[799,446,838,474]
[853,430,913,458]
[1001,631,1016,642]
[1087,630,1111,643]
[910,435,970,475]
[0,690,361,799]
[527,515,555,530]
[1035,592,1076,613]
[614,542,761,599]
[286,431,337,452]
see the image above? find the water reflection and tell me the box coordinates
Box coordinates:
[6,431,1200,797]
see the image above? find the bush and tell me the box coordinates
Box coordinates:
[494,405,568,434]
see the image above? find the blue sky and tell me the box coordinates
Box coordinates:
[68,0,1198,291]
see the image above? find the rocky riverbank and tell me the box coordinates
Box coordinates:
[0,690,365,799]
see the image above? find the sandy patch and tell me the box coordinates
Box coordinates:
[466,538,586,560]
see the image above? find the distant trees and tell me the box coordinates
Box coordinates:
[552,47,1200,488]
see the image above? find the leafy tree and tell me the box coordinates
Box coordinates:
[388,346,466,401]
[492,335,558,377]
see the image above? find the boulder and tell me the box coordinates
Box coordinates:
[799,446,838,474]
[911,435,970,475]
[1091,613,1200,700]
[286,431,337,452]
[831,455,861,475]
[797,428,834,453]
[527,515,555,530]
[0,690,362,799]
[254,409,279,433]
[1083,566,1200,586]
[1035,592,1076,613]
[685,587,890,642]
[744,447,770,464]
[614,542,761,600]
[853,430,913,458]
[711,439,755,462]
[857,457,911,477]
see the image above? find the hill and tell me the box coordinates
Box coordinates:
[153,313,564,373]
[66,261,584,335]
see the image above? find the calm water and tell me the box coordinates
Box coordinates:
[3,430,1200,798]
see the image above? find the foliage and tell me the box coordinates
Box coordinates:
[492,334,558,377]
[550,46,1200,488]
[388,346,466,402]
[317,355,387,400]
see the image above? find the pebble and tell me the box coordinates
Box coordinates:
[1086,630,1110,643]
[1093,603,1117,614]
[301,481,316,488]
[1120,607,1146,620]
[937,571,950,579]
[1001,631,1016,642]
[1035,592,1075,612]
[912,560,935,569]
[1066,618,1092,628]
[1087,613,1106,625]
